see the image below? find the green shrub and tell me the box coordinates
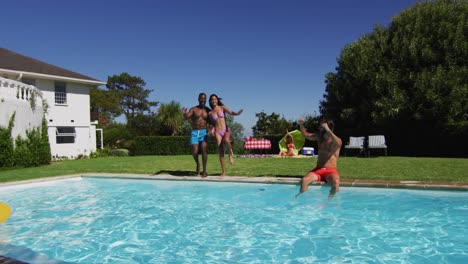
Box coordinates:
[207,139,218,154]
[103,124,133,148]
[39,118,51,164]
[90,148,113,158]
[121,139,136,156]
[13,136,33,167]
[134,136,188,155]
[0,113,15,167]
[133,136,246,156]
[1,115,50,168]
[0,126,14,167]
[13,125,51,167]
[111,149,129,157]
[232,140,247,155]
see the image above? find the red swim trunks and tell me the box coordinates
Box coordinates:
[310,167,340,182]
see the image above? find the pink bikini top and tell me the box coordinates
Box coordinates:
[210,109,225,121]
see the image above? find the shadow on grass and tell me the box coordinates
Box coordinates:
[153,170,297,177]
[154,170,198,176]
[153,170,302,178]
[153,170,228,177]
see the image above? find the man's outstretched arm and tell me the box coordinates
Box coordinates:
[298,118,317,141]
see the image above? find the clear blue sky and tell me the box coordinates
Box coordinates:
[1,0,416,136]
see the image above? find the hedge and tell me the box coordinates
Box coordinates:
[133,136,218,156]
[133,134,318,156]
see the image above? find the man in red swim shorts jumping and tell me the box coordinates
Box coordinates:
[294,117,342,199]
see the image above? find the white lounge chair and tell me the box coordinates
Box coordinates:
[344,136,365,156]
[368,135,387,156]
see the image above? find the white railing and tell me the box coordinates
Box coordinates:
[0,76,45,140]
[0,77,44,106]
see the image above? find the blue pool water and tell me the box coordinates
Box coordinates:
[0,177,467,263]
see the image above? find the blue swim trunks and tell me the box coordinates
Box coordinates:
[190,129,208,144]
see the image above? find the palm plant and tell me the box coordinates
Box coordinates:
[157,101,184,136]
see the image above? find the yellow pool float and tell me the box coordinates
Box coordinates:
[0,202,11,223]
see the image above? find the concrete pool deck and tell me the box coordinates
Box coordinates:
[1,173,467,191]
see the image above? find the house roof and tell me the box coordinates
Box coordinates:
[0,48,105,85]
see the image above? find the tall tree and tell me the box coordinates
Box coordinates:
[106,72,159,122]
[252,111,293,136]
[90,87,121,127]
[320,0,467,156]
[127,113,160,136]
[225,114,244,142]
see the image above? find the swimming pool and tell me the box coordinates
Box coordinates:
[0,177,467,263]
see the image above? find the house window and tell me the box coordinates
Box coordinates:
[55,82,67,104]
[56,127,75,144]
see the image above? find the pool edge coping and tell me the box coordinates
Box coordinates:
[1,173,467,191]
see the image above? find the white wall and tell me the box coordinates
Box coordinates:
[0,78,44,140]
[47,126,97,158]
[38,80,91,126]
[37,80,97,158]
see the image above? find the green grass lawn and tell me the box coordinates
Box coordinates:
[0,155,467,184]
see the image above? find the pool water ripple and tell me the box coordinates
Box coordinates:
[0,177,467,263]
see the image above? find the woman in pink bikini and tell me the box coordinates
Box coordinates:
[208,94,243,176]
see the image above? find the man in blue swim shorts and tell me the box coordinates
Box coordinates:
[183,93,212,177]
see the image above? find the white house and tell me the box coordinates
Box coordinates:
[0,48,106,159]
